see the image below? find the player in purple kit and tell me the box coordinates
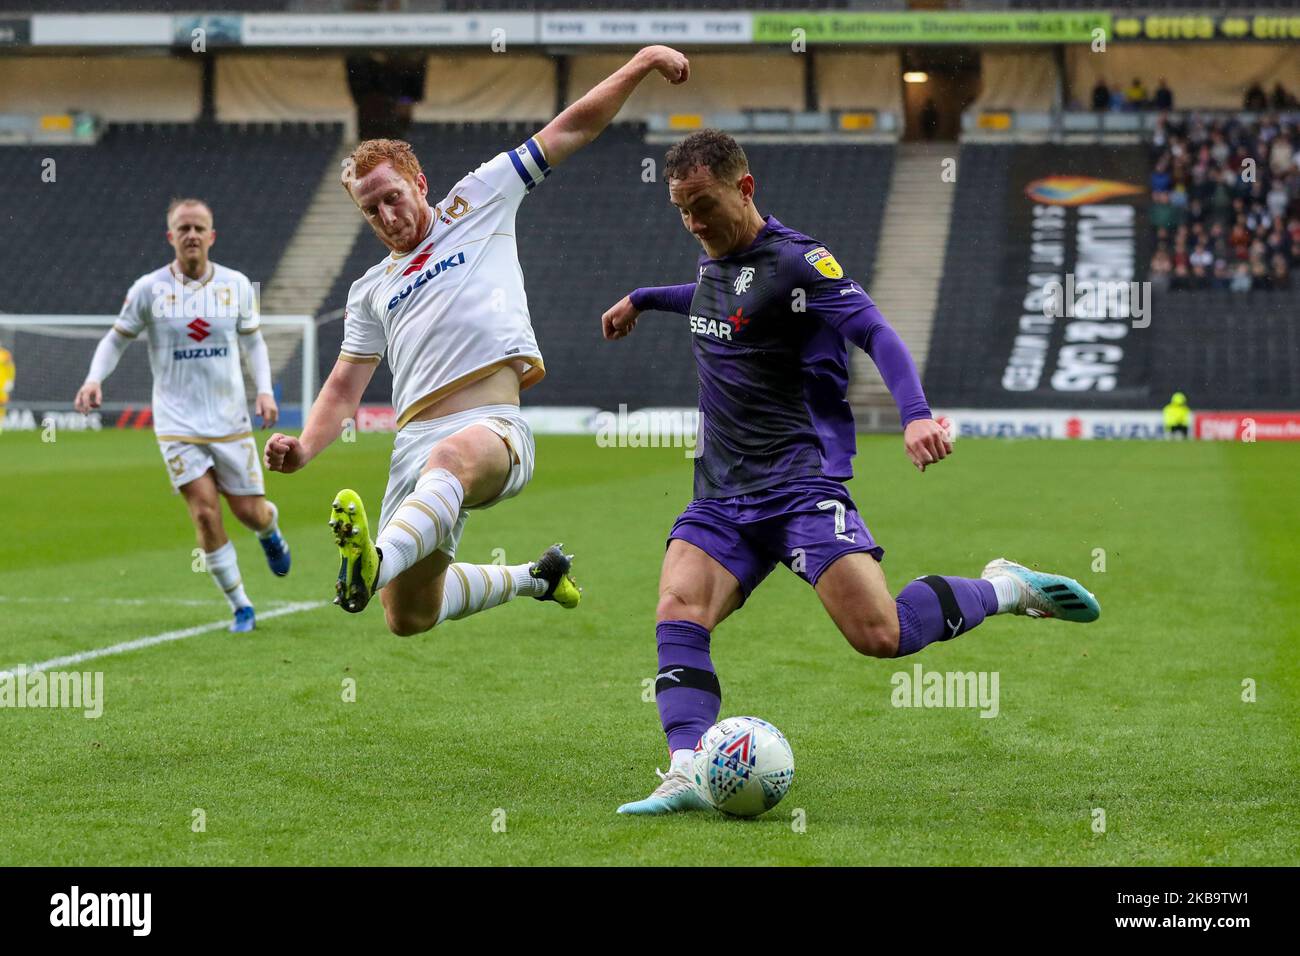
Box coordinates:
[600,130,1101,815]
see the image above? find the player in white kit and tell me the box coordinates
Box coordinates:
[75,199,291,633]
[264,44,690,636]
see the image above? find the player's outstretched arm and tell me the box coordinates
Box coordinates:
[74,327,132,413]
[602,283,696,340]
[264,356,374,474]
[535,45,688,168]
[240,329,278,428]
[852,314,951,472]
[798,253,950,472]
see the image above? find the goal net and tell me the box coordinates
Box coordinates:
[0,314,316,430]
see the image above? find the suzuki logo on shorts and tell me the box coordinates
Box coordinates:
[187,318,210,342]
[387,251,467,311]
[733,266,755,295]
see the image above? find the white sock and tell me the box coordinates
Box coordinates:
[256,500,280,539]
[205,541,250,611]
[988,574,1020,614]
[670,749,695,776]
[435,563,542,624]
[375,468,464,589]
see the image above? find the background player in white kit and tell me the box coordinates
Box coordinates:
[75,199,291,633]
[264,44,690,636]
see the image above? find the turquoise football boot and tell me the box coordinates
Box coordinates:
[981,558,1100,623]
[616,768,710,816]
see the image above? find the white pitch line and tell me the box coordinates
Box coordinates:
[0,600,328,679]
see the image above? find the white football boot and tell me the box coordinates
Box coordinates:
[981,557,1101,623]
[616,767,710,816]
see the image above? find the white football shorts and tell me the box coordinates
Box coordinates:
[378,403,536,559]
[158,435,264,496]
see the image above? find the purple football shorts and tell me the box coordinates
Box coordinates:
[667,475,884,604]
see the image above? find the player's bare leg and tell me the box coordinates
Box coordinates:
[618,540,740,816]
[331,423,579,627]
[815,551,1100,661]
[380,549,451,636]
[180,471,228,553]
[226,493,291,577]
[180,472,254,633]
[814,552,899,657]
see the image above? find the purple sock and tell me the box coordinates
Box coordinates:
[655,620,721,753]
[894,576,999,657]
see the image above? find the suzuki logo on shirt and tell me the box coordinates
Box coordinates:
[733,266,755,295]
[173,346,229,360]
[187,318,210,342]
[401,242,436,277]
[387,251,467,311]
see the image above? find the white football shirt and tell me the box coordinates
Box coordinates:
[115,261,260,441]
[340,137,549,429]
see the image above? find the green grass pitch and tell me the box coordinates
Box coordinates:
[0,428,1296,866]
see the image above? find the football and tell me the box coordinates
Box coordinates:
[692,716,795,818]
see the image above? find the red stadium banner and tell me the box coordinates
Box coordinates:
[1195,412,1300,442]
[355,405,397,433]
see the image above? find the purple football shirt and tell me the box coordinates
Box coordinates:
[631,216,931,498]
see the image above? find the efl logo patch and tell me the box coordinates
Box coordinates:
[804,247,843,279]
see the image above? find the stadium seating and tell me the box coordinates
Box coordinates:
[316,122,894,410]
[1148,287,1300,410]
[926,140,1300,412]
[0,122,340,315]
[923,144,1015,410]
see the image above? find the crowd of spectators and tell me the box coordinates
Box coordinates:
[1091,77,1175,112]
[1244,82,1300,112]
[1148,114,1299,293]
[1090,80,1300,114]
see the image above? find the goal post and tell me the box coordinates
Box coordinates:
[0,314,317,428]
